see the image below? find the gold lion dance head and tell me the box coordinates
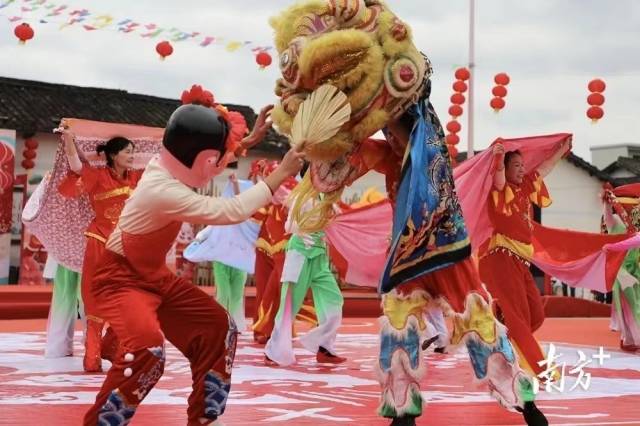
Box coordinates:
[271,0,429,231]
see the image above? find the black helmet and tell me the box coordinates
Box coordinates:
[162,104,229,169]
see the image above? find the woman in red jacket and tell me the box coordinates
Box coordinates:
[58,124,144,372]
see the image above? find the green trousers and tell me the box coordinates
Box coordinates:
[213,262,247,331]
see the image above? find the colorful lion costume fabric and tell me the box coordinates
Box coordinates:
[271,1,544,422]
[271,0,470,293]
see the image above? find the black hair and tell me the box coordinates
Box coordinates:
[504,149,522,167]
[96,137,134,168]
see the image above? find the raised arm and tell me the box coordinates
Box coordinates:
[537,136,572,178]
[55,120,82,174]
[228,104,274,160]
[170,148,305,226]
[492,143,506,191]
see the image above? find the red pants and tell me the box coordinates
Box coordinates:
[393,256,483,313]
[84,251,237,425]
[479,250,546,375]
[81,237,105,321]
[253,250,285,339]
[81,238,111,371]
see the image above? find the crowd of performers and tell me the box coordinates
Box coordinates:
[35,92,640,426]
[26,2,640,426]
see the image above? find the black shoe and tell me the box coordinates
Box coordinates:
[434,346,447,354]
[421,335,440,351]
[389,416,416,426]
[516,401,548,426]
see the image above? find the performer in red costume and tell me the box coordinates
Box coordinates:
[57,126,143,372]
[251,161,316,343]
[83,85,304,426]
[479,140,570,376]
[250,160,289,343]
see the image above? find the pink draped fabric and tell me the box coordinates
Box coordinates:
[604,233,640,252]
[453,133,571,251]
[453,133,640,292]
[531,223,631,292]
[22,119,163,272]
[325,200,392,288]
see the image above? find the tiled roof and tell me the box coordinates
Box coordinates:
[0,77,289,154]
[603,156,640,176]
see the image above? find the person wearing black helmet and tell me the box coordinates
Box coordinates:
[83,85,305,426]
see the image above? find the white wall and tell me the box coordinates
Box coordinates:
[542,159,604,232]
[343,170,386,202]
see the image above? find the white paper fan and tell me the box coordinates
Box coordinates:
[290,84,351,150]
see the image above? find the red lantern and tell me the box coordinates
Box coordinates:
[587,79,606,123]
[446,133,460,145]
[14,23,34,44]
[21,159,35,170]
[587,93,605,106]
[587,106,604,122]
[451,93,465,105]
[490,97,506,111]
[492,85,508,97]
[448,145,459,159]
[448,105,463,117]
[155,41,174,60]
[454,67,470,81]
[452,80,468,93]
[494,73,510,86]
[23,148,36,160]
[588,78,606,93]
[256,51,273,69]
[446,120,461,133]
[24,138,39,150]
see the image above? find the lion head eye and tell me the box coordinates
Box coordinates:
[280,51,290,68]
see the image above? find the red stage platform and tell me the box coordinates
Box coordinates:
[0,317,637,425]
[0,285,611,320]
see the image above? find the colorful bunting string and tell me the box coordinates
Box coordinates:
[2,0,273,54]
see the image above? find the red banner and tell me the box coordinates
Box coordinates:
[0,129,16,284]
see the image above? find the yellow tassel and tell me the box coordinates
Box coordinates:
[289,173,343,233]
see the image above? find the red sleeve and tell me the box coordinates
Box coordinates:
[251,206,269,225]
[523,171,551,208]
[58,164,100,198]
[353,138,394,175]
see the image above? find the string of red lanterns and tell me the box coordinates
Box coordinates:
[446,67,470,163]
[22,138,38,171]
[587,78,606,123]
[490,72,510,112]
[13,21,273,70]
